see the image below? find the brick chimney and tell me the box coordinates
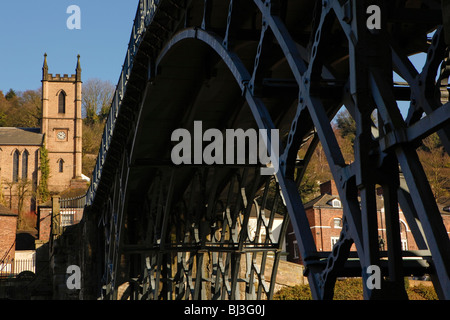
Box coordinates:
[320,180,339,196]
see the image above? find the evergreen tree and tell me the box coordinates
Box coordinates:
[5,88,16,101]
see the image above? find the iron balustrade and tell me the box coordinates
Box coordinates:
[86,0,160,207]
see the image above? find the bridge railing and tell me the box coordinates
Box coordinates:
[86,0,160,206]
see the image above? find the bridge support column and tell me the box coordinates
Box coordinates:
[79,205,101,300]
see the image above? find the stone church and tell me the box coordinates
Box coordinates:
[0,54,88,216]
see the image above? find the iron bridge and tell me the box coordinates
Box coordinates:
[80,0,450,300]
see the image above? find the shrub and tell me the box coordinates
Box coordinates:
[273,284,312,300]
[333,278,364,300]
[407,284,438,300]
[273,278,364,300]
[273,278,438,300]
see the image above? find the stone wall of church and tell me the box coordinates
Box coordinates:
[46,151,75,193]
[0,145,40,215]
[43,77,80,193]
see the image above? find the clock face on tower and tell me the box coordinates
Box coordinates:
[57,131,66,140]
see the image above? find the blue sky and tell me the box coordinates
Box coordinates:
[0,1,138,93]
[0,1,429,118]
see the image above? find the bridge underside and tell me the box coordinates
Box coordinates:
[82,0,450,300]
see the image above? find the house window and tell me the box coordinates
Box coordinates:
[292,240,299,259]
[22,150,28,179]
[401,239,408,251]
[331,237,340,248]
[400,221,408,250]
[58,91,66,114]
[58,158,64,173]
[12,150,19,182]
[333,217,342,228]
[331,199,341,208]
[61,209,75,227]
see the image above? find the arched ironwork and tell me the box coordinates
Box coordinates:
[84,0,450,300]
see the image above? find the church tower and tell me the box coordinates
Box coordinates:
[41,54,83,193]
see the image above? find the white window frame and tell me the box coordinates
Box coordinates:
[292,240,299,259]
[60,209,76,227]
[401,239,408,251]
[331,199,341,208]
[333,217,342,228]
[331,237,340,248]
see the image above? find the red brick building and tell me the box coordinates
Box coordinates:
[0,204,18,271]
[286,180,450,264]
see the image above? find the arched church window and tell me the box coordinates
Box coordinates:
[58,158,64,173]
[58,91,66,114]
[12,150,19,182]
[22,150,29,179]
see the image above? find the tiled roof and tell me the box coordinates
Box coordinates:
[304,194,338,209]
[0,127,43,146]
[304,193,385,211]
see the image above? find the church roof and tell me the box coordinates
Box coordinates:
[0,127,43,146]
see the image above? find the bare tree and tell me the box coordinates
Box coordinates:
[82,78,114,124]
[81,78,115,177]
[417,134,450,201]
[2,178,32,229]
